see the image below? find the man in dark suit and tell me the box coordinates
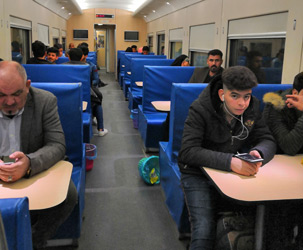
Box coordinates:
[0,61,77,249]
[189,49,224,83]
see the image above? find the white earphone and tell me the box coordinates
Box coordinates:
[222,94,225,102]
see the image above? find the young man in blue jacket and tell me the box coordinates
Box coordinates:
[178,66,276,249]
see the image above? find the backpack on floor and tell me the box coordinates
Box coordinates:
[215,212,255,250]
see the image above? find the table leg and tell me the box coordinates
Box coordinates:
[255,204,265,250]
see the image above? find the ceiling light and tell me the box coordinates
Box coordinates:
[166,2,170,5]
[61,6,65,9]
[152,10,156,13]
[144,15,147,18]
[68,12,72,15]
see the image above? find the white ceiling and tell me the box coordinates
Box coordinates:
[34,0,203,22]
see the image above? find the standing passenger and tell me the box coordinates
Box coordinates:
[0,61,77,249]
[178,66,276,249]
[188,49,224,83]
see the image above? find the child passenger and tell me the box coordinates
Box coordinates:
[178,66,276,249]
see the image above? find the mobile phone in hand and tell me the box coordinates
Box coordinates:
[2,156,15,164]
[234,153,264,163]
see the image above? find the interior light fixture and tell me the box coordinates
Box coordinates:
[68,12,72,15]
[166,2,170,5]
[152,10,156,13]
[61,6,65,9]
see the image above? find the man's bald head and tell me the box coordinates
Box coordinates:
[0,61,31,115]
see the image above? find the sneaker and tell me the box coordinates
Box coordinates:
[98,129,108,137]
[92,117,97,126]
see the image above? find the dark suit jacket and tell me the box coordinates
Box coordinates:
[21,87,66,176]
[188,66,224,83]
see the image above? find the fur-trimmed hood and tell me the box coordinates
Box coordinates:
[263,88,292,110]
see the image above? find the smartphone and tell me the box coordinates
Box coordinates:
[2,156,15,165]
[234,153,264,163]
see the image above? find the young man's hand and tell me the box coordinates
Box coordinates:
[231,150,262,176]
[285,94,303,111]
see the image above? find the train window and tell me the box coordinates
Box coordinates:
[190,51,208,66]
[157,34,165,55]
[62,37,66,51]
[148,36,153,53]
[170,42,182,59]
[37,24,49,46]
[228,38,285,83]
[10,28,30,64]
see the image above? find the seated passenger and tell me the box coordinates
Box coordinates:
[178,66,276,249]
[54,43,63,57]
[246,50,266,83]
[68,42,75,49]
[142,46,150,55]
[188,49,224,83]
[0,61,77,248]
[64,48,108,137]
[26,40,52,64]
[171,54,190,66]
[263,72,303,155]
[125,47,132,52]
[46,47,59,64]
[131,45,138,52]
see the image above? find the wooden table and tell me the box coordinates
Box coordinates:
[0,161,73,210]
[82,101,87,111]
[202,154,303,250]
[135,81,143,87]
[151,101,171,112]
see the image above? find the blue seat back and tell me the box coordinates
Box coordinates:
[142,66,195,113]
[130,59,174,91]
[23,64,91,113]
[123,54,166,76]
[169,83,208,161]
[0,198,32,250]
[55,57,69,64]
[252,83,292,111]
[31,82,84,168]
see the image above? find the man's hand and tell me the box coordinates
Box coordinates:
[0,152,30,182]
[285,94,303,111]
[231,150,262,176]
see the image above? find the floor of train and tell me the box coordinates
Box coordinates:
[47,70,189,250]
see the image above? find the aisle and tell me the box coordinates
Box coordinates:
[76,71,188,250]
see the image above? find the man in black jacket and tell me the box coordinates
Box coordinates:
[178,66,276,249]
[188,49,224,83]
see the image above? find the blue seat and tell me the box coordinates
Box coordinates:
[55,57,69,64]
[23,64,92,143]
[159,83,207,227]
[0,198,32,250]
[121,54,167,98]
[138,66,195,149]
[128,58,174,110]
[31,82,85,241]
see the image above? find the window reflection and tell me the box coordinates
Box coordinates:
[170,42,182,59]
[228,38,285,83]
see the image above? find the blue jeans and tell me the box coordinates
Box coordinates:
[181,173,218,250]
[92,104,104,130]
